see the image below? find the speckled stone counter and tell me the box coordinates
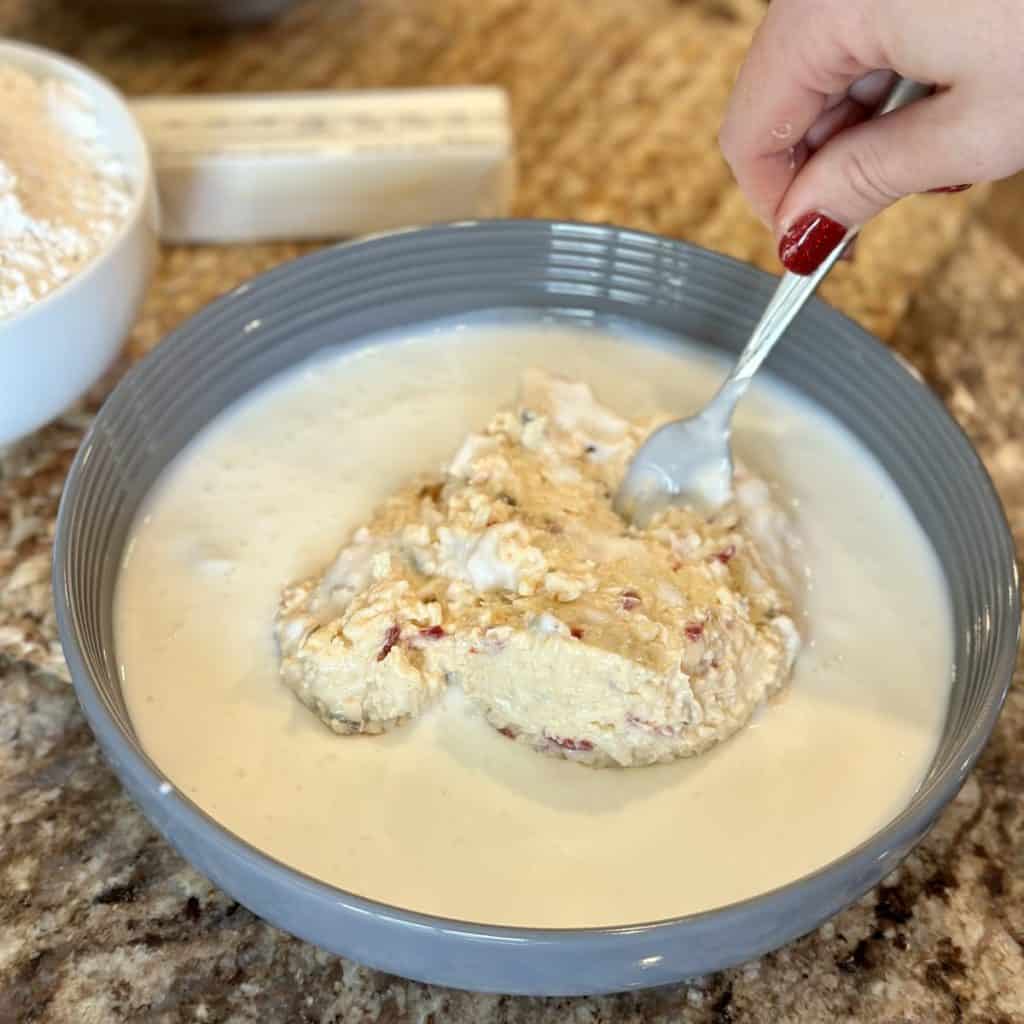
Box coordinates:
[1,1,1022,1021]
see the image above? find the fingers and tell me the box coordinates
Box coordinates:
[803,96,873,152]
[719,0,887,226]
[804,70,897,150]
[847,69,898,109]
[774,88,997,272]
[721,0,1024,274]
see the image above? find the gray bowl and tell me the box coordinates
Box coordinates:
[54,221,1020,996]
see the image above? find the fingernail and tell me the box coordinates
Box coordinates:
[927,184,972,193]
[778,211,847,275]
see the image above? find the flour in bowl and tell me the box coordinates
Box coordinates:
[0,64,133,318]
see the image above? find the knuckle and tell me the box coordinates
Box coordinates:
[837,143,904,207]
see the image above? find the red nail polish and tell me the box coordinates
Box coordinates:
[927,184,972,193]
[778,212,847,275]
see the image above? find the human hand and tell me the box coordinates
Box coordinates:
[718,0,1024,274]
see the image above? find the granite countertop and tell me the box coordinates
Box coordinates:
[1,1,1022,1021]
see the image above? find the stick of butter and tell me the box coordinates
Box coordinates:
[129,87,514,244]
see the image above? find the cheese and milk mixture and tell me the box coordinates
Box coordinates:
[276,368,800,768]
[117,322,952,927]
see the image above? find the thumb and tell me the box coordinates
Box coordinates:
[775,89,978,275]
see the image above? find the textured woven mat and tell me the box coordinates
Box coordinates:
[2,0,984,347]
[0,0,1008,679]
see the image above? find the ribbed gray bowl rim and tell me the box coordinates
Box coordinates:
[54,220,1020,996]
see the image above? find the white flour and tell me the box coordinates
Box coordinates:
[0,64,133,319]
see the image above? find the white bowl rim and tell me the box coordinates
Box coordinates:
[0,37,154,335]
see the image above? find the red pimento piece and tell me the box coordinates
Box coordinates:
[626,713,676,738]
[498,726,518,739]
[376,624,401,662]
[684,622,704,641]
[570,626,585,640]
[419,625,446,640]
[715,545,736,565]
[549,735,594,752]
[621,589,641,611]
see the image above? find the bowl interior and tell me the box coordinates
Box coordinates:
[54,221,1020,988]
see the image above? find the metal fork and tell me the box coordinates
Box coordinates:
[614,77,932,525]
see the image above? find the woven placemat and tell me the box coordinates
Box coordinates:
[0,0,991,677]
[3,0,984,344]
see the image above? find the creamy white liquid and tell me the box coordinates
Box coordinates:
[116,322,953,928]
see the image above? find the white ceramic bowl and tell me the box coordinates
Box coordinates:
[0,39,157,447]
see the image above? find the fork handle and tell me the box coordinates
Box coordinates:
[719,77,933,406]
